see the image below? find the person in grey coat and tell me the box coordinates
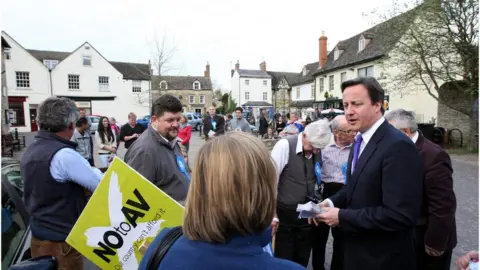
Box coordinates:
[230,107,251,133]
[124,95,190,204]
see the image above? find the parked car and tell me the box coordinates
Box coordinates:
[136,115,151,129]
[2,158,32,268]
[87,115,101,135]
[1,158,99,269]
[184,112,203,131]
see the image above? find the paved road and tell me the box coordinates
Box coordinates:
[15,133,479,269]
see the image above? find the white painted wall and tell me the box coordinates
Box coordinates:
[313,58,439,123]
[49,43,150,125]
[291,82,314,101]
[231,70,272,106]
[2,32,52,132]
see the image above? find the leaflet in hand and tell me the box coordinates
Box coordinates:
[208,130,216,137]
[296,201,324,219]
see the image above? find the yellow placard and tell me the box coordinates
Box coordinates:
[66,157,185,270]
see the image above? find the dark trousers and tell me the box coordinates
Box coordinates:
[415,227,453,270]
[275,203,313,267]
[312,182,345,270]
[31,237,83,270]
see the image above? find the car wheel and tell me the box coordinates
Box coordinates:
[194,124,199,131]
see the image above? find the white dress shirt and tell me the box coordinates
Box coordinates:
[270,133,312,182]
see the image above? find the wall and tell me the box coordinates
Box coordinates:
[158,89,214,114]
[291,82,314,101]
[231,71,272,106]
[3,33,52,132]
[1,47,8,133]
[437,99,476,148]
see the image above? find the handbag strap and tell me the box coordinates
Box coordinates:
[146,226,183,270]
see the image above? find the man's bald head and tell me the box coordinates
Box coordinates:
[332,115,348,130]
[331,115,355,146]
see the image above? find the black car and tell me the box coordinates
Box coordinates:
[1,157,31,269]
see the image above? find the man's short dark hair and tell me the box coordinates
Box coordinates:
[151,94,183,117]
[76,117,88,127]
[227,114,233,119]
[341,76,385,114]
[235,107,243,113]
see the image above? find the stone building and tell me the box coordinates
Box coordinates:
[151,63,213,114]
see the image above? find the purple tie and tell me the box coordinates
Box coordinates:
[351,135,363,173]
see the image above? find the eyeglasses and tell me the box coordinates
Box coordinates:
[335,129,356,136]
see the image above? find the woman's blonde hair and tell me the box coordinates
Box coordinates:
[183,132,277,243]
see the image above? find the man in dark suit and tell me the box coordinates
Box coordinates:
[310,77,423,270]
[203,106,225,140]
[385,109,457,270]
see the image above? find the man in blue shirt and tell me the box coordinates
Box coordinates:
[21,97,103,270]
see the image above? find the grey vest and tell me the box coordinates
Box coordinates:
[277,135,320,207]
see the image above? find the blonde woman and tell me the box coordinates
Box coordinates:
[94,116,116,171]
[139,133,304,269]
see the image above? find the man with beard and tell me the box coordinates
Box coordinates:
[124,95,190,204]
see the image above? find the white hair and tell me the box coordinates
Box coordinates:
[304,119,332,149]
[384,109,418,132]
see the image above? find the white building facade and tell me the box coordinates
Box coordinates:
[2,31,151,132]
[313,9,439,123]
[230,61,273,117]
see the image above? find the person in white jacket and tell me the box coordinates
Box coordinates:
[94,116,117,171]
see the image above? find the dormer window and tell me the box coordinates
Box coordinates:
[334,49,340,61]
[193,81,201,90]
[302,66,308,76]
[334,43,346,61]
[358,37,366,52]
[160,81,167,90]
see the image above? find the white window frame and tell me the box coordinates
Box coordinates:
[43,59,59,70]
[83,55,92,66]
[15,72,30,88]
[357,66,374,77]
[329,75,334,91]
[319,78,324,92]
[193,81,201,90]
[358,37,365,52]
[263,92,267,101]
[245,92,250,100]
[160,81,167,90]
[245,79,250,86]
[199,95,205,104]
[340,72,347,83]
[99,76,109,91]
[189,95,195,104]
[68,74,80,90]
[132,80,142,93]
[296,87,300,99]
[311,84,315,98]
[334,49,339,60]
[263,80,267,86]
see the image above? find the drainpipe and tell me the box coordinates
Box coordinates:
[49,69,53,96]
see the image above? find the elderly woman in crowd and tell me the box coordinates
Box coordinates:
[139,132,304,270]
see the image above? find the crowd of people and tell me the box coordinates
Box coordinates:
[16,76,477,270]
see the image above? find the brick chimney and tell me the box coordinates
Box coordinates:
[260,61,267,72]
[204,61,210,77]
[235,60,240,71]
[319,31,328,68]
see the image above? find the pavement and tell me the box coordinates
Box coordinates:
[13,132,479,270]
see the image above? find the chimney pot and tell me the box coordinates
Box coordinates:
[319,31,328,68]
[260,61,267,72]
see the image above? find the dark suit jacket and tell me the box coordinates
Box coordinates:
[259,116,269,135]
[203,115,225,137]
[329,121,423,270]
[415,133,457,251]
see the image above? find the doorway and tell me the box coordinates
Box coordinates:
[30,109,38,132]
[195,109,202,114]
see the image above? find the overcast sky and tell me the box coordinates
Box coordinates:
[2,0,412,90]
